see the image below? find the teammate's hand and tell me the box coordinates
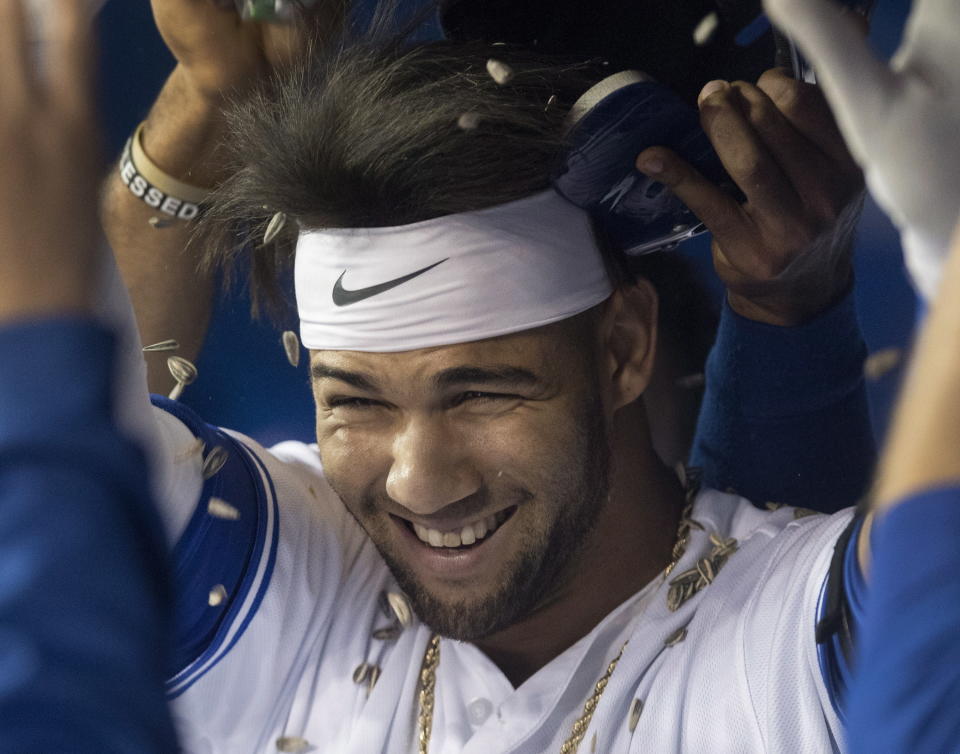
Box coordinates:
[636,69,864,327]
[149,0,343,101]
[0,0,101,319]
[764,0,960,302]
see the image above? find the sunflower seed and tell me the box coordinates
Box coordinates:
[486,59,514,85]
[674,462,688,489]
[167,355,198,400]
[372,625,402,641]
[590,733,597,752]
[544,94,558,111]
[457,112,482,130]
[367,664,382,694]
[208,584,228,606]
[664,626,688,646]
[675,372,705,390]
[207,497,240,521]
[263,211,288,245]
[693,11,719,46]
[864,348,902,380]
[275,737,311,753]
[148,216,174,229]
[352,662,372,684]
[696,557,715,583]
[628,698,643,732]
[202,446,229,480]
[793,507,819,520]
[142,339,179,353]
[387,592,413,627]
[282,330,301,368]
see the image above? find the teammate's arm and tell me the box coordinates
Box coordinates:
[0,2,176,748]
[640,70,875,509]
[100,0,316,395]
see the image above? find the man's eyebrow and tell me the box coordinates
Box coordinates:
[310,365,379,392]
[433,365,542,390]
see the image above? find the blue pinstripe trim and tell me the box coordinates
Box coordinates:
[165,437,279,698]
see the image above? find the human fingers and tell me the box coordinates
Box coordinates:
[635,146,753,257]
[697,81,801,220]
[763,0,895,159]
[731,79,860,220]
[47,0,97,125]
[755,69,855,167]
[0,0,34,109]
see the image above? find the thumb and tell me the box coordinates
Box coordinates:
[763,0,895,159]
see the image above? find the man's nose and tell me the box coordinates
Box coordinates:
[385,417,480,516]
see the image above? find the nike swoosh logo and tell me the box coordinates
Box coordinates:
[332,258,449,306]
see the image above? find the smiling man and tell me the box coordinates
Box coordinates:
[93,31,881,751]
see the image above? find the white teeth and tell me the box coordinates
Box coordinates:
[473,519,488,540]
[411,511,512,549]
[443,532,461,547]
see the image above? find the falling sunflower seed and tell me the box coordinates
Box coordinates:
[202,446,229,480]
[208,584,228,607]
[693,11,719,46]
[674,461,688,489]
[372,625,402,641]
[864,347,902,380]
[352,662,373,684]
[544,94,558,112]
[664,626,688,646]
[282,330,301,368]
[275,737,311,753]
[148,216,174,229]
[387,591,413,627]
[486,58,514,85]
[263,211,288,245]
[167,355,198,400]
[142,339,179,353]
[675,372,705,390]
[207,497,240,521]
[628,698,643,732]
[457,112,482,131]
[366,665,382,695]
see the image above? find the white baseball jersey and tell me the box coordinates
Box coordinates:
[153,405,852,754]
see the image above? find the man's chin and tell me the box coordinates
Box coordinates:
[380,552,535,640]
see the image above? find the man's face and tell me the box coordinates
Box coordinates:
[311,318,612,640]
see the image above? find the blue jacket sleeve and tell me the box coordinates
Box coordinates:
[844,488,960,754]
[0,319,177,754]
[690,290,876,512]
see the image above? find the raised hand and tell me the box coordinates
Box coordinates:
[764,0,960,301]
[149,0,314,100]
[0,0,101,320]
[637,68,864,326]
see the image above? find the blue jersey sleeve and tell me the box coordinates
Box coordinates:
[844,488,960,753]
[691,290,875,512]
[0,319,177,754]
[150,396,278,695]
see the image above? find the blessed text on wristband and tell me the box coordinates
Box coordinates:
[118,122,211,221]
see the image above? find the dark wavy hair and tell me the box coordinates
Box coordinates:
[196,30,608,313]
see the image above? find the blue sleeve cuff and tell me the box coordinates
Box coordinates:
[706,289,867,418]
[845,487,960,753]
[691,290,876,511]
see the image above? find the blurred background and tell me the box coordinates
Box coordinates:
[97,0,915,447]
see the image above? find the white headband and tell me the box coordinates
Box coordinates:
[295,190,614,352]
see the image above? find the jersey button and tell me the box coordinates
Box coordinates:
[467,698,494,726]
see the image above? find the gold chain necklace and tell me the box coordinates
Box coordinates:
[415,489,700,754]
